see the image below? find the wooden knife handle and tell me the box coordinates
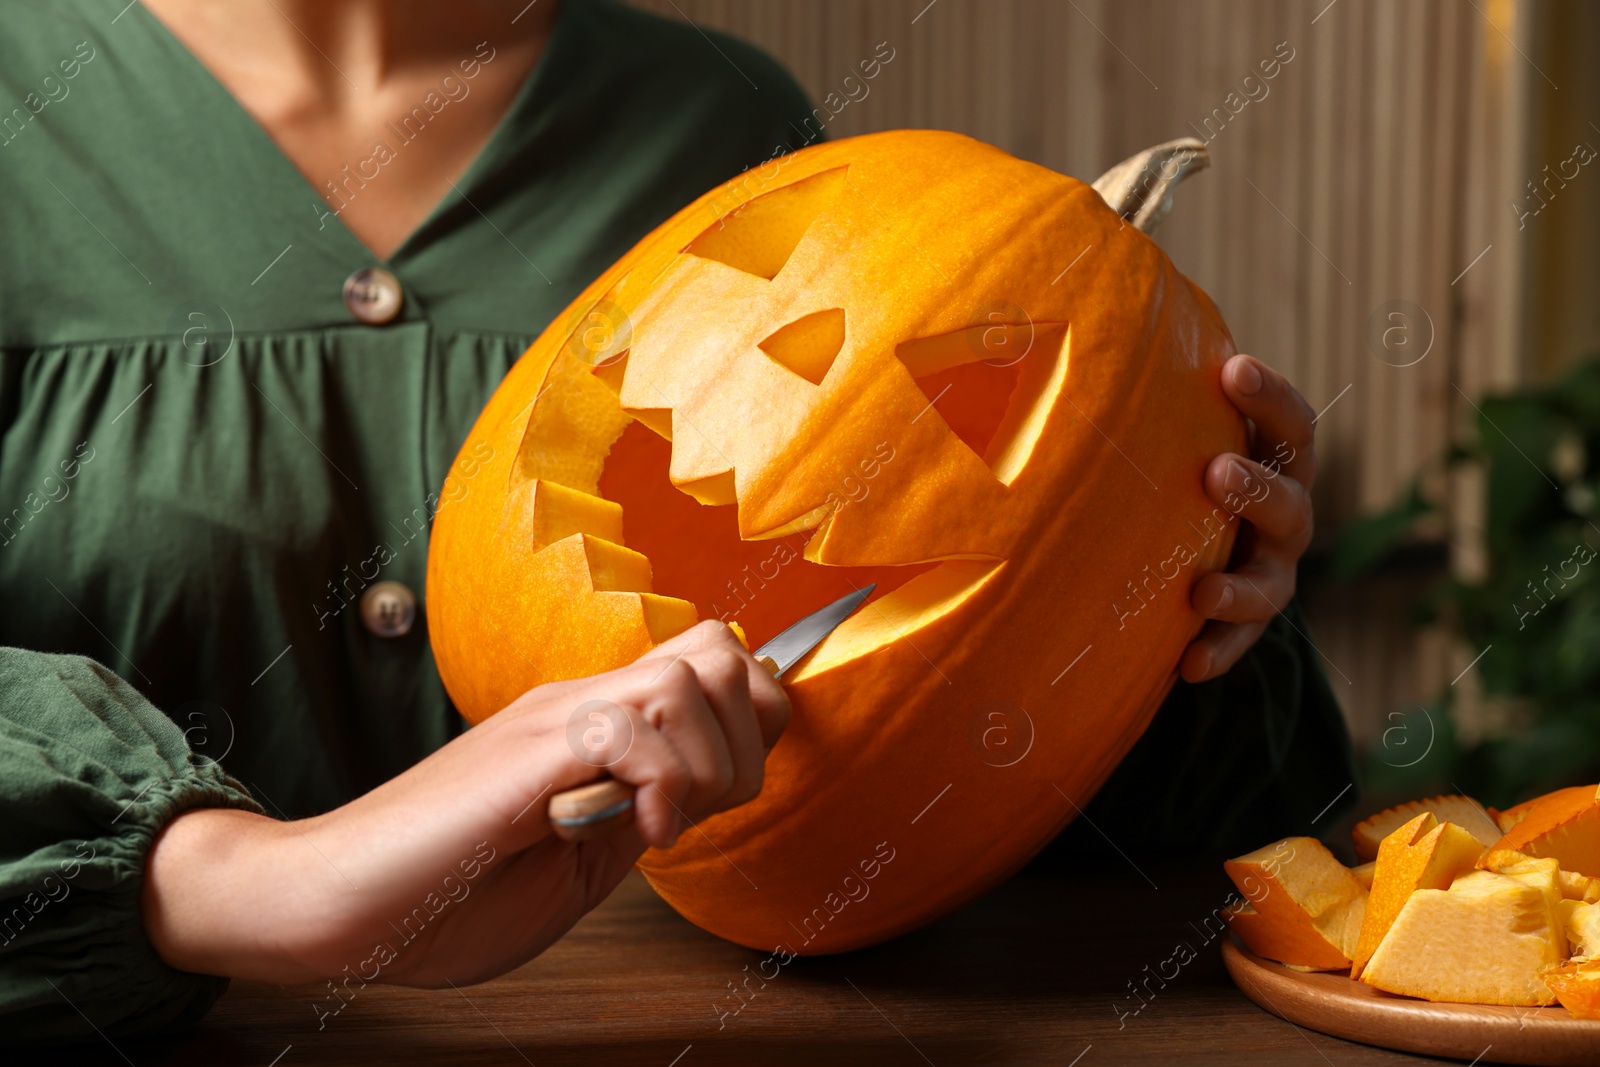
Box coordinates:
[547,779,636,841]
[546,655,783,842]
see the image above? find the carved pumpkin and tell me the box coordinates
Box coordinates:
[426,130,1245,952]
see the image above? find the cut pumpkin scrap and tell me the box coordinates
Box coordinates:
[1226,788,1600,1021]
[1495,784,1598,834]
[1350,795,1501,863]
[1545,961,1600,1019]
[1559,899,1600,959]
[1350,813,1485,979]
[1351,861,1375,891]
[1482,784,1600,878]
[1493,856,1570,958]
[1361,870,1566,1006]
[1481,846,1600,901]
[1223,837,1367,971]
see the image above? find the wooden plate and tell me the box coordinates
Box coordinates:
[1222,938,1600,1066]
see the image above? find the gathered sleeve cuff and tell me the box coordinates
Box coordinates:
[0,649,264,1045]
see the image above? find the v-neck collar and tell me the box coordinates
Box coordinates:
[130,0,584,268]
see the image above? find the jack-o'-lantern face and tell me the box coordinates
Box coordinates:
[427,130,1244,954]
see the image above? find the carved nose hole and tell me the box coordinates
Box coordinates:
[758,308,846,386]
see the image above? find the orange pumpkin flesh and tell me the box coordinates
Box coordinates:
[1545,961,1600,1018]
[427,130,1245,952]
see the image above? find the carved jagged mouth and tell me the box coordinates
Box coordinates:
[510,379,1000,678]
[501,164,1076,676]
[504,321,1068,677]
[505,320,1035,677]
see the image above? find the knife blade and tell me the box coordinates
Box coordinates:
[752,583,875,678]
[547,584,877,841]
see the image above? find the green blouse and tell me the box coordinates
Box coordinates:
[0,0,1355,1045]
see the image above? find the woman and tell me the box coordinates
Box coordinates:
[0,0,1343,1043]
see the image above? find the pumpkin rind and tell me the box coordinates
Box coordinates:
[426,129,1246,952]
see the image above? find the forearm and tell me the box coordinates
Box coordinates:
[141,807,330,983]
[138,720,576,987]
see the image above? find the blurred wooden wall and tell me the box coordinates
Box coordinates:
[634,0,1555,748]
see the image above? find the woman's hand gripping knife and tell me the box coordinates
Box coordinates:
[140,620,790,987]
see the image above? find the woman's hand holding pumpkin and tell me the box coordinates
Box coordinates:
[141,621,789,988]
[1181,354,1318,683]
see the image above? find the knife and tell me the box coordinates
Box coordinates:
[546,583,876,842]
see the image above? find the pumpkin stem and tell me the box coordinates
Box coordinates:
[1091,137,1210,233]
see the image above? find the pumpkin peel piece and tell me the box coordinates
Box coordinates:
[1482,784,1600,878]
[1223,837,1367,971]
[1496,785,1596,833]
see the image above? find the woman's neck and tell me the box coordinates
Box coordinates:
[141,0,562,260]
[142,0,559,96]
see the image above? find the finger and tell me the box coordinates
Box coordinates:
[678,644,767,808]
[1222,355,1318,489]
[625,659,736,821]
[591,704,695,848]
[745,652,791,752]
[1190,560,1296,625]
[637,618,741,665]
[1203,453,1313,550]
[1180,619,1268,683]
[638,619,791,751]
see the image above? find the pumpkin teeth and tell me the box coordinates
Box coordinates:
[519,479,625,550]
[672,469,736,507]
[526,532,699,641]
[638,593,699,643]
[622,405,673,441]
[527,533,653,594]
[742,502,831,541]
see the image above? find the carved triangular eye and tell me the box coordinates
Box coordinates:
[896,319,1070,485]
[758,308,845,386]
[684,166,847,280]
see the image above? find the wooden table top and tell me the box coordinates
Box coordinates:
[65,863,1468,1066]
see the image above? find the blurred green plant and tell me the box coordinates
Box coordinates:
[1331,360,1600,807]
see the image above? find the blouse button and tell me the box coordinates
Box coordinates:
[360,581,417,638]
[342,267,404,324]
